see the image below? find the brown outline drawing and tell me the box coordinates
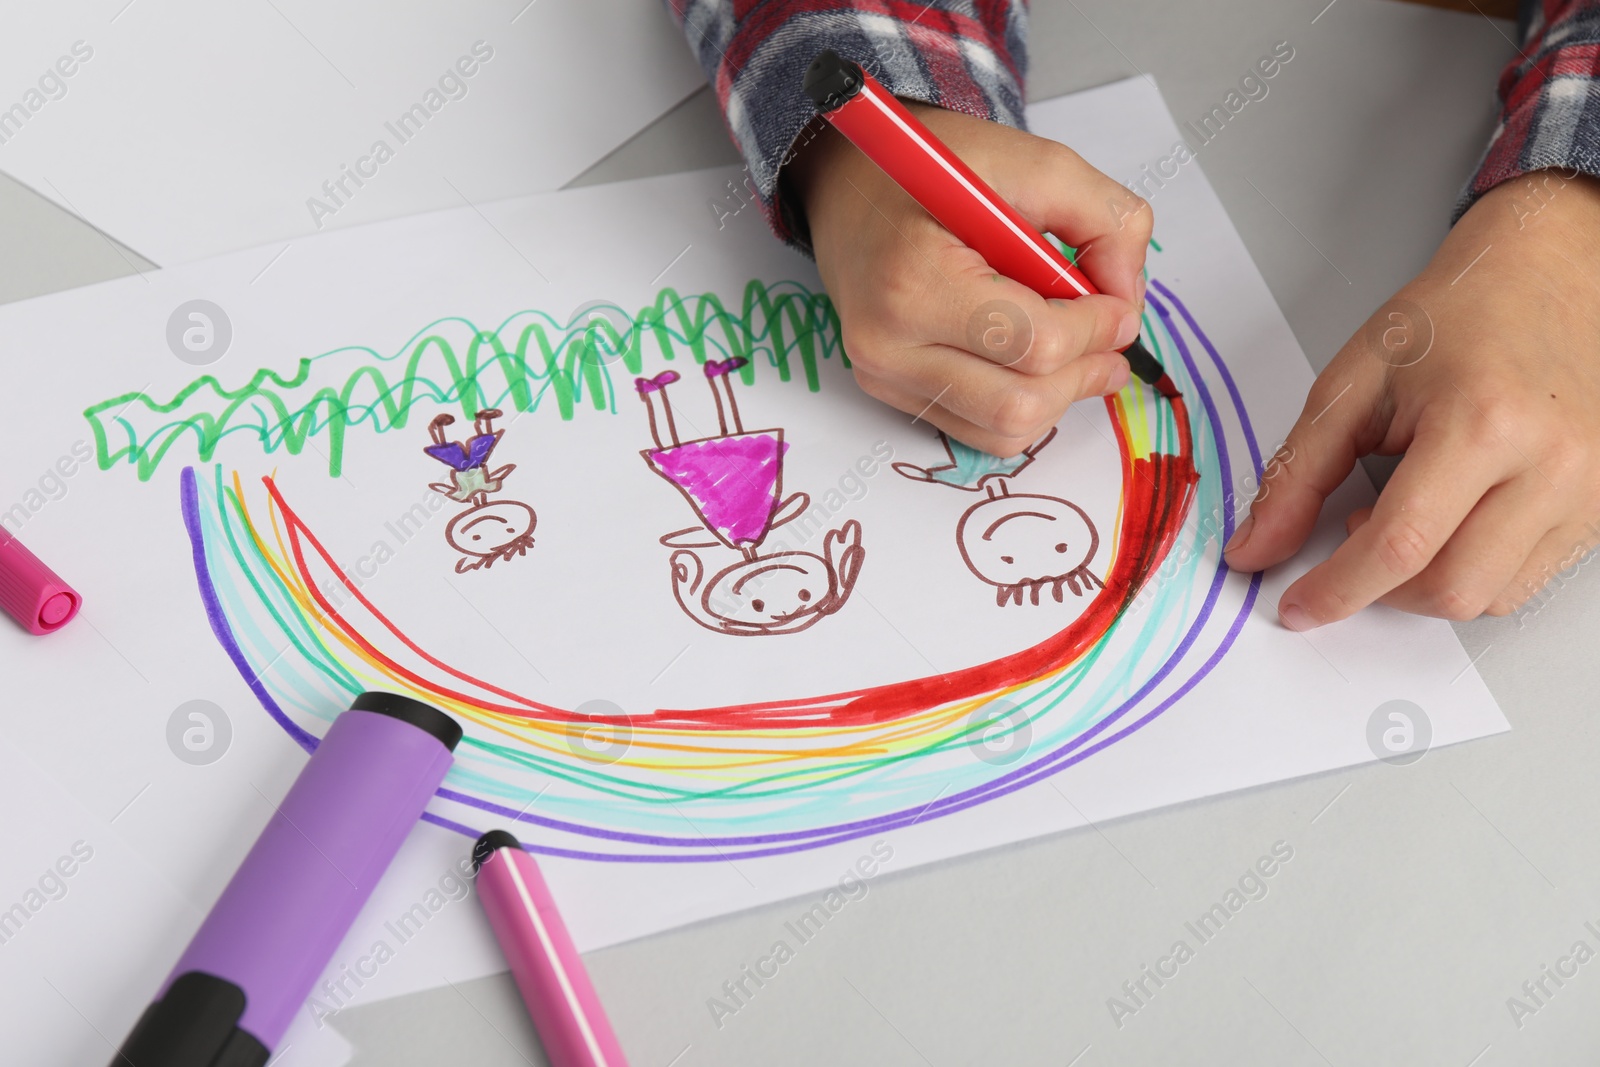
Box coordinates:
[423,408,537,574]
[894,428,1103,606]
[637,358,865,636]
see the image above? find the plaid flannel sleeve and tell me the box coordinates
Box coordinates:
[661,1,1030,250]
[1456,0,1600,219]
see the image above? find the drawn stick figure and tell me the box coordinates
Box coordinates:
[636,359,864,636]
[423,409,537,573]
[894,428,1103,606]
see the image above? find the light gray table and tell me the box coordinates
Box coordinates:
[11,2,1600,1064]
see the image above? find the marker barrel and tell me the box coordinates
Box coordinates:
[804,50,1172,391]
[474,831,630,1067]
[805,52,1097,302]
[114,693,461,1067]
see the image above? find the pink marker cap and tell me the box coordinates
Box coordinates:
[0,529,81,635]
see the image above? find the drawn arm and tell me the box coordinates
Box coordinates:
[667,550,733,634]
[1022,426,1058,459]
[891,461,940,484]
[893,430,962,486]
[660,526,723,549]
[769,492,811,530]
[822,520,865,613]
[667,550,776,636]
[669,550,704,597]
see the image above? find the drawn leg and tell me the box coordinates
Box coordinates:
[428,413,455,446]
[704,357,749,434]
[473,408,504,437]
[706,365,730,436]
[634,371,682,450]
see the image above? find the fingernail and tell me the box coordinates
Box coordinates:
[1115,312,1139,349]
[1106,357,1130,393]
[1135,275,1147,307]
[1279,602,1318,632]
[1223,513,1254,555]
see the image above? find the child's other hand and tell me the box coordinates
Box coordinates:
[789,103,1150,457]
[1224,173,1600,627]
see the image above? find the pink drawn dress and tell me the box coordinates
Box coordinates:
[644,430,788,550]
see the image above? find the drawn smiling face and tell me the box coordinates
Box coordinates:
[955,493,1099,589]
[446,501,537,558]
[702,553,835,628]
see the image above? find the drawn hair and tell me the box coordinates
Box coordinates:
[993,569,1103,607]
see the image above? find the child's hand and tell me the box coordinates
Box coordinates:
[788,103,1150,457]
[1224,173,1600,627]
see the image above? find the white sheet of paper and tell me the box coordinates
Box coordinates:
[0,0,703,265]
[0,78,1506,1057]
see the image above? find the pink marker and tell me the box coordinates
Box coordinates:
[472,831,630,1067]
[0,528,80,635]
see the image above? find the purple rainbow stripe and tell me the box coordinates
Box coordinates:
[182,466,319,754]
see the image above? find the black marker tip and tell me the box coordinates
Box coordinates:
[472,829,522,873]
[1121,337,1165,387]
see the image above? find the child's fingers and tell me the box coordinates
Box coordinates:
[851,368,1044,457]
[1371,479,1557,619]
[1274,429,1517,629]
[922,270,1137,377]
[853,342,1129,445]
[1005,141,1152,303]
[1222,365,1382,573]
[1488,520,1600,615]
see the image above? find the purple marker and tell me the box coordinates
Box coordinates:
[112,692,461,1067]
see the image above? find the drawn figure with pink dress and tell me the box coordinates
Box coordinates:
[635,358,864,636]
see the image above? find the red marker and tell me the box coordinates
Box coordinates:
[804,50,1176,398]
[472,831,629,1067]
[0,527,80,635]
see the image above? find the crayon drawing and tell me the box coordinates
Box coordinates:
[637,357,864,636]
[125,276,1259,863]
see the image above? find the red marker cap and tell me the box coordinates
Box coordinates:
[0,529,81,635]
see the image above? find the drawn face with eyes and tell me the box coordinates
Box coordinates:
[702,553,836,628]
[445,500,537,573]
[956,493,1104,606]
[665,519,865,636]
